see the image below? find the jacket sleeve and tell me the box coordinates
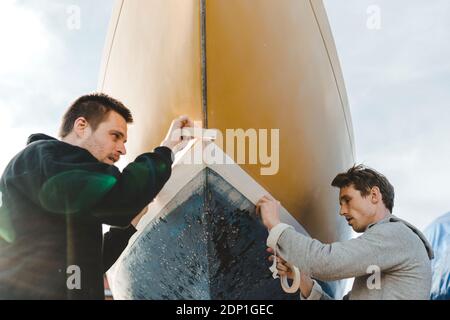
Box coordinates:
[90,147,173,226]
[7,143,173,227]
[269,223,409,282]
[102,225,137,272]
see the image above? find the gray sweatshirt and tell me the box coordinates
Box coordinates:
[267,215,434,300]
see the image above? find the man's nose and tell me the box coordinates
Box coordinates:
[118,142,127,156]
[339,206,346,216]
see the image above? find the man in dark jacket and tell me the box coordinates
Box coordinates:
[0,93,192,299]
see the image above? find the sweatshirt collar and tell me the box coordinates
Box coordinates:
[367,214,392,230]
[368,214,434,259]
[27,133,57,145]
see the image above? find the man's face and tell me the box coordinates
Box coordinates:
[338,185,377,233]
[79,111,128,165]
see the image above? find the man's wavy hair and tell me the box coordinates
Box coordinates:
[59,93,133,138]
[331,164,395,213]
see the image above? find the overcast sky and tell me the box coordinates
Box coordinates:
[324,0,450,230]
[0,0,449,231]
[0,0,113,176]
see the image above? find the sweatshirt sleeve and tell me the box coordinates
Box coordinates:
[90,147,173,226]
[268,223,408,282]
[102,225,137,272]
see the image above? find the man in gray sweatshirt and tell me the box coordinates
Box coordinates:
[257,165,434,300]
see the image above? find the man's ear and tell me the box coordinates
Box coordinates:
[73,117,89,138]
[371,186,382,204]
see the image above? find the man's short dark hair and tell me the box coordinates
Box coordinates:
[59,93,133,138]
[331,164,395,212]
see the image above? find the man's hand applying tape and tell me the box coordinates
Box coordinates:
[256,195,301,293]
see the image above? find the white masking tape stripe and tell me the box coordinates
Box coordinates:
[181,127,217,140]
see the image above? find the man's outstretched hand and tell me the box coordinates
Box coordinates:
[256,194,281,230]
[160,115,194,151]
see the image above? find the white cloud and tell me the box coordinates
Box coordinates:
[0,0,51,75]
[0,0,114,175]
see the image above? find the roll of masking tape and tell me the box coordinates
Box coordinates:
[281,264,301,294]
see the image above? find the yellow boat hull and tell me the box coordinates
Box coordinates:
[99,0,354,244]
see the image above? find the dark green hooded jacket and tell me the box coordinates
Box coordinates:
[0,134,173,299]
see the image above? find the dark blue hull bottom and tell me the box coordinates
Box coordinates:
[111,168,336,299]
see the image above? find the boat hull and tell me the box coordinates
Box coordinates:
[99,0,355,299]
